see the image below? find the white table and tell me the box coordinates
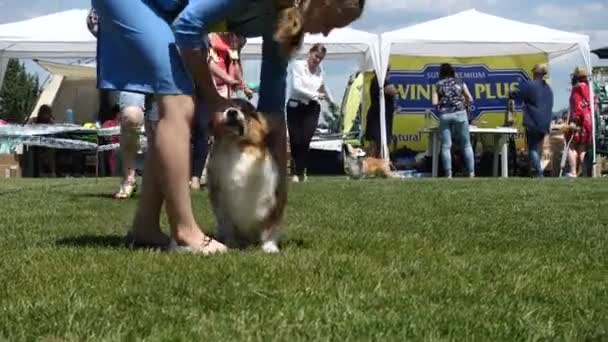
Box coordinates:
[422,126,519,178]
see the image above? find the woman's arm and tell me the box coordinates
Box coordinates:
[384,84,398,97]
[319,83,334,103]
[173,0,238,109]
[209,60,239,86]
[431,89,439,107]
[462,83,473,104]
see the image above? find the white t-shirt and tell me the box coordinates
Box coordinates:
[287,60,333,105]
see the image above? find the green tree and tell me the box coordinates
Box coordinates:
[0,58,40,123]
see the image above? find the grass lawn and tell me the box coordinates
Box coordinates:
[0,177,606,341]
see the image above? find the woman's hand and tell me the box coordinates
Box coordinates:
[227,78,241,87]
[242,86,254,99]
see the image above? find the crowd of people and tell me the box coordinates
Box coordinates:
[368,62,594,178]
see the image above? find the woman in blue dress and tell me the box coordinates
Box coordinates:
[93,0,366,254]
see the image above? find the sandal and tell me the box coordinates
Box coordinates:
[167,236,228,255]
[113,179,137,199]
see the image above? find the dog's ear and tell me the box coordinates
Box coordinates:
[231,98,256,113]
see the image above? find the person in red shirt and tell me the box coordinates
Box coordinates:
[190,32,253,190]
[565,67,592,178]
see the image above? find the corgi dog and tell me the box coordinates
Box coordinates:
[207,99,287,253]
[342,143,397,179]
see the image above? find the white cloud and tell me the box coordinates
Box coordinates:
[583,30,608,49]
[533,2,606,29]
[366,0,490,14]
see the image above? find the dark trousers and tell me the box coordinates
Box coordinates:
[286,100,320,177]
[191,102,209,178]
[526,130,546,178]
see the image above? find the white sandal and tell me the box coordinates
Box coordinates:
[167,236,228,255]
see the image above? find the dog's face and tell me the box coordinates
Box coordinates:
[211,100,268,146]
[342,143,365,179]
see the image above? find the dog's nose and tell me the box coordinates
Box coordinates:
[226,108,239,120]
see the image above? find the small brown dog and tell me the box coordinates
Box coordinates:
[342,143,397,179]
[207,99,287,253]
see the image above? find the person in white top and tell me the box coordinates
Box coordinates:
[286,43,338,182]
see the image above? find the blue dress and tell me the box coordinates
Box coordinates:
[93,0,288,114]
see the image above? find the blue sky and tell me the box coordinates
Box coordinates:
[1,0,607,110]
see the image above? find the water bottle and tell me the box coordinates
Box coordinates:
[65,108,75,124]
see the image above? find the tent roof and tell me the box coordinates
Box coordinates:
[0,9,95,58]
[592,47,608,59]
[242,27,378,66]
[381,9,589,58]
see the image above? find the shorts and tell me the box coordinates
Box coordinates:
[115,91,159,122]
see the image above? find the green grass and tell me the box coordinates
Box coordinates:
[0,177,607,341]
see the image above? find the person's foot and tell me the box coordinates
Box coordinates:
[114,177,137,199]
[190,177,201,191]
[291,175,300,183]
[168,233,228,255]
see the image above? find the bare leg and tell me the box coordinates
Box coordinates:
[129,119,169,245]
[114,106,143,199]
[155,94,226,253]
[567,146,578,177]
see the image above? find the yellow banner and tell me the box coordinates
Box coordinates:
[364,54,549,153]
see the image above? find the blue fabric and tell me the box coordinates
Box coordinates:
[94,0,288,114]
[439,110,474,177]
[526,130,545,178]
[93,0,194,95]
[173,0,239,49]
[191,100,209,178]
[511,80,554,134]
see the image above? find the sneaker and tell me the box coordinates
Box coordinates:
[291,175,300,183]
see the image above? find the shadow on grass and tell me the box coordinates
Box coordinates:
[280,238,307,249]
[66,192,133,200]
[55,234,307,251]
[55,234,127,249]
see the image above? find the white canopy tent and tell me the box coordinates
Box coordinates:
[243,27,379,69]
[377,9,594,169]
[0,9,95,59]
[0,9,380,92]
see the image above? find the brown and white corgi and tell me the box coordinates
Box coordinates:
[207,99,288,253]
[342,143,398,179]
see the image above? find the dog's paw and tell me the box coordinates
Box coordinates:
[261,241,280,254]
